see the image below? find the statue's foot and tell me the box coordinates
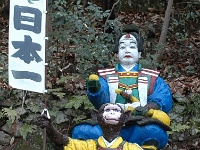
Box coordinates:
[142,139,158,150]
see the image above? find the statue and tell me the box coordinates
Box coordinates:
[35,103,143,150]
[72,25,173,150]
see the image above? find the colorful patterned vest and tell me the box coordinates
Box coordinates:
[98,64,159,106]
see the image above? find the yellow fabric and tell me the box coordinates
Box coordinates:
[64,137,143,150]
[115,88,122,94]
[146,109,171,126]
[64,138,96,150]
[118,71,138,78]
[130,95,139,102]
[123,142,143,150]
[126,106,134,113]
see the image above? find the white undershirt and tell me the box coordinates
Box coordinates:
[102,136,119,148]
[121,64,135,71]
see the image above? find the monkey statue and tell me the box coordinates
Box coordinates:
[34,103,143,150]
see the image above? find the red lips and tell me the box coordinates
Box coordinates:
[125,55,132,58]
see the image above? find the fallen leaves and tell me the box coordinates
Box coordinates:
[168,76,200,95]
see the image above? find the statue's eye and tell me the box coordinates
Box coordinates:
[105,109,110,112]
[130,46,135,49]
[120,46,125,49]
[113,109,120,112]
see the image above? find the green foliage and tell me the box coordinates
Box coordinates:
[1,107,17,124]
[65,95,93,109]
[48,89,66,99]
[0,107,18,129]
[19,124,35,140]
[26,104,40,113]
[171,2,200,40]
[47,75,81,98]
[65,95,94,123]
[0,50,8,83]
[0,111,2,118]
[169,122,190,134]
[182,94,200,116]
[140,53,159,69]
[181,94,200,135]
[169,94,200,140]
[48,0,121,79]
[118,0,167,12]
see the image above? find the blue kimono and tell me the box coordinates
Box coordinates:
[72,64,172,149]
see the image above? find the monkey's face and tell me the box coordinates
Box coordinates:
[94,103,131,129]
[102,103,122,125]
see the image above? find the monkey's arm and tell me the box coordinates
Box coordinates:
[33,115,69,145]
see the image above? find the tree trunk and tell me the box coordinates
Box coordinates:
[0,0,9,18]
[157,0,174,63]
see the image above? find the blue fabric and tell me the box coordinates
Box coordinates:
[72,124,102,140]
[148,77,172,113]
[72,123,168,149]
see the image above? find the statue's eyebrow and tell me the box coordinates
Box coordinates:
[130,41,137,44]
[119,40,137,45]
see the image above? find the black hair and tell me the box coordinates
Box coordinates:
[113,25,144,53]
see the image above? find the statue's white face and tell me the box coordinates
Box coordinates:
[118,34,141,67]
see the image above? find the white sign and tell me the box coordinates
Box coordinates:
[9,0,47,93]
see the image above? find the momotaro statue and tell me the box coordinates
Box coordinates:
[35,103,143,150]
[72,25,173,150]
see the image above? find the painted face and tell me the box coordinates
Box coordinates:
[118,34,141,67]
[102,104,122,125]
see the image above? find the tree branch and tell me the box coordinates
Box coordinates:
[103,0,120,33]
[157,0,174,63]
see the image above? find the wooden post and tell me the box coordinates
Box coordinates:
[43,0,48,149]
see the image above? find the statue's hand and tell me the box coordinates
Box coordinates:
[86,74,101,93]
[133,102,160,116]
[133,105,149,116]
[33,114,53,130]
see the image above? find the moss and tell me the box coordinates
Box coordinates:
[10,130,55,150]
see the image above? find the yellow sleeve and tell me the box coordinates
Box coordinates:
[148,109,170,126]
[64,138,96,150]
[123,142,143,150]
